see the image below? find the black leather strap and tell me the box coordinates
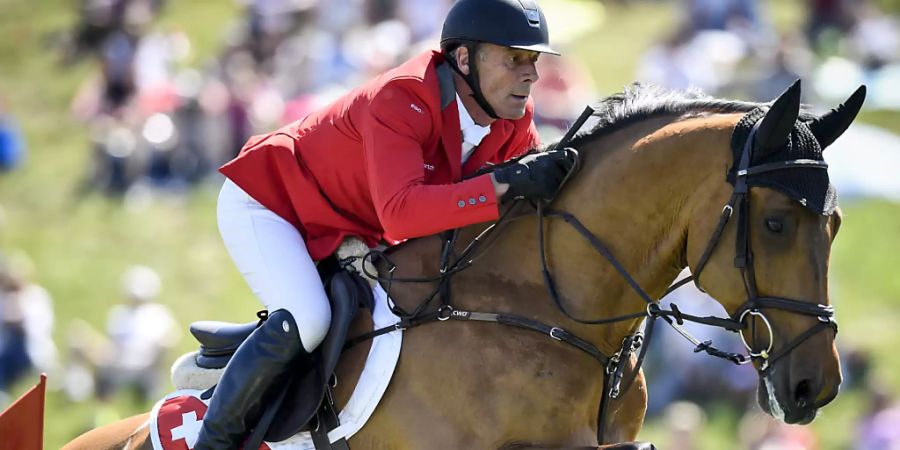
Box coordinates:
[738,297,836,317]
[491,313,608,364]
[738,159,828,177]
[759,321,836,374]
[244,386,287,450]
[346,308,610,366]
[310,387,348,450]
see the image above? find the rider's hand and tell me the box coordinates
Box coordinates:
[492,148,578,203]
[490,173,510,199]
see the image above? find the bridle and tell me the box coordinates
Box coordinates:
[658,116,838,376]
[348,107,839,443]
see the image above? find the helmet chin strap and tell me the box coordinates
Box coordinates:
[446,42,500,120]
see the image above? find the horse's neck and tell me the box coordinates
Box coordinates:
[454,114,739,354]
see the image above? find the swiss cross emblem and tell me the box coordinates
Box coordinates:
[155,395,271,450]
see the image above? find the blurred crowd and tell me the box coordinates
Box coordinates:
[13,0,888,201]
[62,264,179,426]
[0,252,57,405]
[0,253,178,428]
[638,0,900,108]
[55,0,596,199]
[3,0,890,198]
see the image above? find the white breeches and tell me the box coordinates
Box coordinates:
[216,179,331,352]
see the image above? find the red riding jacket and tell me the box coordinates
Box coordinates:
[219,50,540,261]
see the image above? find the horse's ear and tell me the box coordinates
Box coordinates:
[755,79,802,157]
[809,85,866,150]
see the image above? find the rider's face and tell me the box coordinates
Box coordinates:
[460,43,541,120]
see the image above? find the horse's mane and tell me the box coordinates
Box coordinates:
[567,83,815,148]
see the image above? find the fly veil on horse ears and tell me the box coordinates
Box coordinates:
[728,81,867,216]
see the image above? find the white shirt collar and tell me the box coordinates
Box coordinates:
[456,95,491,149]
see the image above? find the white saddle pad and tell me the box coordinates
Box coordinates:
[151,284,402,450]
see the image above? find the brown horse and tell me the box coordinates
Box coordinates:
[62,81,863,450]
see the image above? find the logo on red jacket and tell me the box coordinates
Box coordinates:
[155,394,271,450]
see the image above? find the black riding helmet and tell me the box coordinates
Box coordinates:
[441,0,560,119]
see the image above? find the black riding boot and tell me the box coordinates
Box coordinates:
[194,309,308,450]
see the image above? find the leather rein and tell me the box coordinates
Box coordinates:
[347,107,838,443]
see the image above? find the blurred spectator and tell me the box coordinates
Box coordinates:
[840,347,873,390]
[740,412,819,450]
[95,265,179,404]
[71,12,188,124]
[64,0,165,64]
[846,2,900,71]
[682,0,763,33]
[807,0,857,53]
[78,114,142,195]
[856,382,900,450]
[70,30,140,121]
[0,98,25,172]
[531,54,597,137]
[217,49,260,157]
[0,253,59,401]
[236,0,317,69]
[73,24,224,196]
[99,30,140,115]
[636,28,702,91]
[636,27,748,93]
[750,33,815,102]
[70,0,472,197]
[394,0,453,42]
[133,28,190,115]
[61,319,108,403]
[661,401,706,450]
[66,0,130,62]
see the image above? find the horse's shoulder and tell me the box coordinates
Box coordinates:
[60,413,151,450]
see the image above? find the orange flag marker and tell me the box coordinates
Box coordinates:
[0,373,46,450]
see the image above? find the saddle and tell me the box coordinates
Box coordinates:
[188,255,375,445]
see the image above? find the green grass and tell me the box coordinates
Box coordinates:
[0,1,249,446]
[0,1,898,449]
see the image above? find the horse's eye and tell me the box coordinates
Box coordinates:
[766,218,784,233]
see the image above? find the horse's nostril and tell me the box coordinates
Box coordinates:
[794,379,812,408]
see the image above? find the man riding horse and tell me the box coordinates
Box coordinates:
[201,1,575,448]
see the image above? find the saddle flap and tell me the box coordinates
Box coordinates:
[265,269,369,442]
[189,321,257,356]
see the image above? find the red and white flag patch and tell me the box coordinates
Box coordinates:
[151,390,271,450]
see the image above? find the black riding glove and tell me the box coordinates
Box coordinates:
[493,148,578,203]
